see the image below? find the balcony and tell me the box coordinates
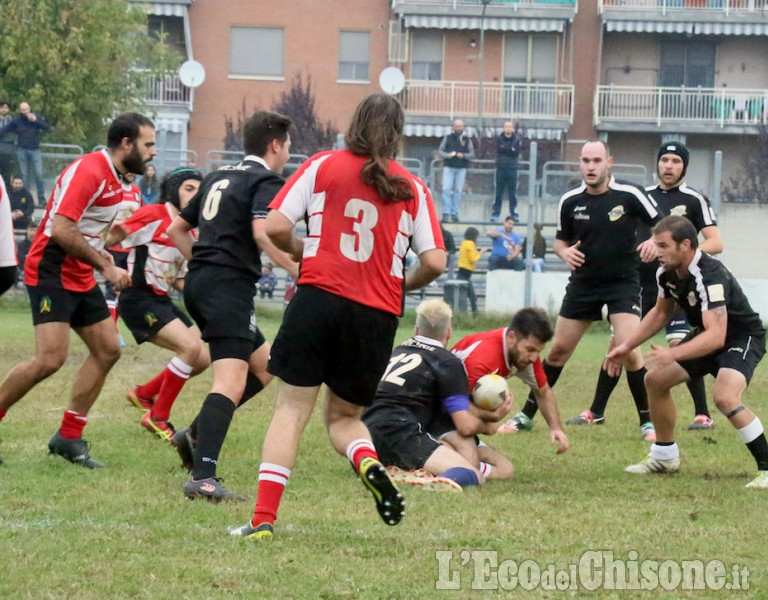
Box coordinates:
[600,0,768,33]
[400,80,573,129]
[594,85,768,133]
[391,0,577,32]
[139,70,192,108]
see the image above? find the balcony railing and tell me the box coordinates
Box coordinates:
[595,85,768,127]
[139,71,191,107]
[400,80,574,122]
[600,0,766,14]
[392,0,576,6]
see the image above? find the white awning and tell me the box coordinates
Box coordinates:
[695,22,768,35]
[155,117,187,133]
[147,2,188,17]
[403,123,562,140]
[605,20,693,34]
[404,14,567,32]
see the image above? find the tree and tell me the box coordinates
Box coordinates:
[271,73,337,156]
[724,125,768,204]
[0,0,178,149]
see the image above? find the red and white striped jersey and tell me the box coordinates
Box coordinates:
[270,150,444,315]
[0,176,16,267]
[119,202,188,296]
[109,183,143,254]
[24,149,124,291]
[451,328,548,392]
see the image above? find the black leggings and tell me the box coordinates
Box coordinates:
[456,268,478,315]
[0,265,17,296]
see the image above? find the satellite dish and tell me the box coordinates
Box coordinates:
[178,60,206,88]
[379,67,405,95]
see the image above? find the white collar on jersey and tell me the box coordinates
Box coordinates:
[243,155,271,171]
[414,335,444,348]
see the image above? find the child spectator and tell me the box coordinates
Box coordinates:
[258,263,278,299]
[456,226,486,316]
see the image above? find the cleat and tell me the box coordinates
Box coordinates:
[640,422,657,442]
[183,477,247,503]
[171,428,195,472]
[688,415,714,430]
[566,410,605,426]
[497,412,534,434]
[140,411,175,443]
[385,465,431,484]
[47,431,102,469]
[745,471,768,489]
[126,387,154,411]
[415,476,463,492]
[358,457,405,526]
[625,454,680,474]
[229,521,274,539]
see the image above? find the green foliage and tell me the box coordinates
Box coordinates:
[724,124,768,204]
[0,0,179,149]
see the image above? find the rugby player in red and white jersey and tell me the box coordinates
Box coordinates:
[104,172,143,327]
[450,307,569,453]
[0,175,17,299]
[231,94,446,539]
[105,167,208,444]
[0,113,156,468]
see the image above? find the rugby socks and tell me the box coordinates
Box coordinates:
[649,441,679,460]
[0,408,6,422]
[192,393,236,480]
[589,365,621,417]
[441,467,480,487]
[136,372,165,402]
[107,299,118,324]
[522,361,563,419]
[479,462,492,478]
[626,367,651,425]
[237,373,265,408]
[736,417,768,471]
[151,357,193,421]
[252,463,292,526]
[60,410,88,439]
[346,439,378,473]
[687,377,710,418]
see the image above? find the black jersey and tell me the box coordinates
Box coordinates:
[180,157,284,281]
[557,177,661,285]
[364,336,469,429]
[639,182,717,290]
[658,250,765,341]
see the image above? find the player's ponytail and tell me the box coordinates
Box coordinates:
[345,94,414,203]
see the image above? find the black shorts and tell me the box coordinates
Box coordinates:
[27,285,110,328]
[268,285,399,407]
[118,287,193,344]
[678,332,766,385]
[104,250,129,301]
[363,407,441,470]
[559,281,641,322]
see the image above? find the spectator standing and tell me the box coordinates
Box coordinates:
[138,164,159,204]
[440,224,457,279]
[492,121,522,222]
[0,101,17,185]
[529,223,547,273]
[486,216,524,271]
[438,119,474,223]
[0,102,50,203]
[456,226,486,316]
[8,176,35,230]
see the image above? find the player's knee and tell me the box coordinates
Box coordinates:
[712,393,740,415]
[493,459,515,480]
[643,368,667,393]
[97,341,122,368]
[36,352,67,378]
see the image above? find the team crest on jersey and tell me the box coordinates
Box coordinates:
[670,205,687,217]
[688,291,697,307]
[608,206,625,222]
[39,296,52,314]
[144,312,158,327]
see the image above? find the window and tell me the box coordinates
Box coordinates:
[229,27,284,78]
[659,42,715,88]
[339,31,370,81]
[411,31,442,81]
[502,35,558,115]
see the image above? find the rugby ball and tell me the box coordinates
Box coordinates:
[472,373,508,410]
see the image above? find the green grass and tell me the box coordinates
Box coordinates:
[0,293,766,599]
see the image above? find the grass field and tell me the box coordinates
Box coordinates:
[0,293,766,599]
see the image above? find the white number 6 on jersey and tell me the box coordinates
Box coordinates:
[202,179,230,221]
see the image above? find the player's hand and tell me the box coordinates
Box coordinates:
[550,429,569,454]
[605,342,631,374]
[102,264,131,291]
[561,240,584,270]
[487,392,514,423]
[645,343,675,370]
[637,238,657,263]
[99,249,116,265]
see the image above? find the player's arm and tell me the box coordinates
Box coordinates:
[264,209,304,263]
[665,306,727,363]
[253,217,299,279]
[50,214,130,289]
[167,216,195,261]
[446,394,510,435]
[608,296,676,361]
[699,225,723,256]
[104,222,129,247]
[404,248,446,292]
[531,384,568,454]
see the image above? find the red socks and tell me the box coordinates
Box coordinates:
[345,439,378,473]
[252,463,292,526]
[60,410,87,439]
[151,357,193,421]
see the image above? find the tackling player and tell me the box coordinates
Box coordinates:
[0,113,155,467]
[105,167,209,443]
